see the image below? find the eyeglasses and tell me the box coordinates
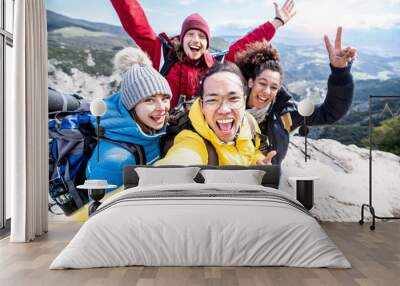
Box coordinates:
[202,95,244,110]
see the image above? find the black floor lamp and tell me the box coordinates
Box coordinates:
[359,95,400,230]
[298,97,315,162]
[90,98,107,162]
[77,99,117,216]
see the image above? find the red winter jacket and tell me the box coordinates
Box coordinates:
[111,0,276,109]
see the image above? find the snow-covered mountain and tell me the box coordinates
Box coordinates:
[48,60,120,100]
[281,136,400,222]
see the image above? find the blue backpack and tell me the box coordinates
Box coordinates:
[48,103,97,215]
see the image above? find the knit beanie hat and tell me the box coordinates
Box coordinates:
[180,13,210,48]
[114,47,172,111]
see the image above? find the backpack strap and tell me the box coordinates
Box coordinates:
[98,137,147,165]
[50,138,86,209]
[62,160,84,208]
[245,113,271,155]
[280,112,293,132]
[245,112,261,148]
[245,113,257,139]
[159,33,179,77]
[203,139,218,166]
[212,50,227,63]
[185,123,219,166]
[126,143,146,165]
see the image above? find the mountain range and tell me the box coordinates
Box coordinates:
[216,24,400,58]
[47,10,400,82]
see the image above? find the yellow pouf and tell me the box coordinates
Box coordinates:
[69,186,124,222]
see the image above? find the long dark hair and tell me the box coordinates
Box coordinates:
[235,40,283,83]
[196,62,248,98]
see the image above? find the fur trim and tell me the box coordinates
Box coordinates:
[114,47,153,75]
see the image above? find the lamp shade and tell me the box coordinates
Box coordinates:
[90,98,107,116]
[298,98,315,117]
[77,180,117,190]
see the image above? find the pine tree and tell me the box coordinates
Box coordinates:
[371,115,400,156]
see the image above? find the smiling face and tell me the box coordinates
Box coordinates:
[182,29,208,61]
[201,72,245,143]
[134,94,171,131]
[248,70,281,109]
[248,69,281,110]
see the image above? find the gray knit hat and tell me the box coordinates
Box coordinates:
[114,47,172,111]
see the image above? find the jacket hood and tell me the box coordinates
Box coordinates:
[91,92,166,145]
[188,98,256,146]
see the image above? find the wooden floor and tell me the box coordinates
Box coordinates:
[0,220,399,286]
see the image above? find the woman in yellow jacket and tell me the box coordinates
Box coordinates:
[156,63,276,166]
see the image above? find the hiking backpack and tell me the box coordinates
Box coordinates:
[48,90,147,215]
[48,104,97,215]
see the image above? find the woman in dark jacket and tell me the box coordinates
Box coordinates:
[235,27,357,164]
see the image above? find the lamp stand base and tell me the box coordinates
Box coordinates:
[88,189,106,216]
[359,203,400,231]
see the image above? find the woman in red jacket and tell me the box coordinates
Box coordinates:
[111,0,296,110]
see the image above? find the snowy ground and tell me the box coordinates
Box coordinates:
[281,136,400,222]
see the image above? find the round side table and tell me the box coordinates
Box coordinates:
[288,176,319,210]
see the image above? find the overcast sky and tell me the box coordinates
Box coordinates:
[46,0,400,37]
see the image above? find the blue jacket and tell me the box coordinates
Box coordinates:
[85,93,166,187]
[259,65,354,164]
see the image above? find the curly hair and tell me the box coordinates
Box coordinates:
[235,40,283,82]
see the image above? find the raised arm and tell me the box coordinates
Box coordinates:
[111,0,159,59]
[290,27,357,129]
[225,0,296,62]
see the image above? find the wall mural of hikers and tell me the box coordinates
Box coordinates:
[46,0,400,222]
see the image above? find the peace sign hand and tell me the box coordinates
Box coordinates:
[324,27,357,68]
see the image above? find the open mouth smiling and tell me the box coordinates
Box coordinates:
[216,118,234,134]
[150,114,165,124]
[256,94,269,104]
[189,45,201,52]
